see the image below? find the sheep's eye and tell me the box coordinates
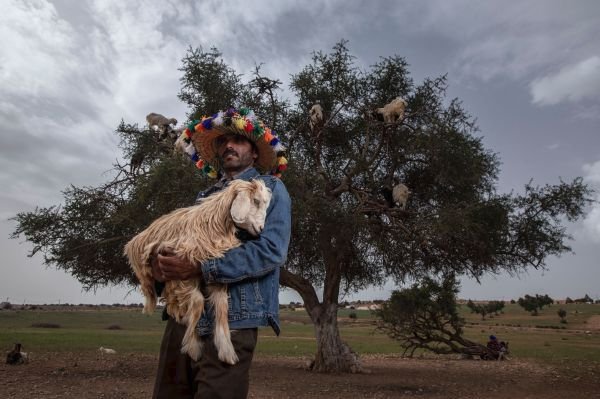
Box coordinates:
[253,199,260,206]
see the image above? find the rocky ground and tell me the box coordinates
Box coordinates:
[1,352,598,398]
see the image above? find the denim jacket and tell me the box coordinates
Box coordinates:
[194,167,291,336]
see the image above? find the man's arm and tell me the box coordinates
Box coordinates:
[155,178,291,284]
[201,178,291,284]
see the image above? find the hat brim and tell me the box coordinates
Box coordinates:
[192,125,277,173]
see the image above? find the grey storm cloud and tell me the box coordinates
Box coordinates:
[1,0,599,304]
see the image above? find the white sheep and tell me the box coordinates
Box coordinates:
[146,113,178,140]
[392,183,411,210]
[309,104,323,131]
[98,347,117,354]
[376,97,408,123]
[124,179,272,365]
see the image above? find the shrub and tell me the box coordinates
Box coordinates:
[31,322,60,328]
[0,302,12,310]
[107,324,123,330]
[349,312,357,320]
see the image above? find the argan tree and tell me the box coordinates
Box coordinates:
[375,276,488,356]
[557,308,567,323]
[467,300,505,320]
[12,42,592,373]
[518,294,554,315]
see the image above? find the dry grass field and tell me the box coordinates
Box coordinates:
[0,303,599,398]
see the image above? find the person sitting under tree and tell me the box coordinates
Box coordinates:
[485,335,509,360]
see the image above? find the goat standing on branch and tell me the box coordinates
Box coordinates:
[309,104,323,132]
[392,183,411,210]
[376,97,408,123]
[146,112,178,141]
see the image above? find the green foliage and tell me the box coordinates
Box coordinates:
[375,276,478,356]
[557,308,567,320]
[466,299,504,320]
[518,294,554,316]
[10,125,205,288]
[574,294,594,304]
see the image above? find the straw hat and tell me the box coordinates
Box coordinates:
[177,108,287,178]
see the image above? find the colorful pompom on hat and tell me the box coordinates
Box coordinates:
[177,107,287,178]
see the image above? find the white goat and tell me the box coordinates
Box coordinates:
[376,97,408,123]
[392,183,411,210]
[99,347,117,355]
[124,179,272,365]
[309,104,323,131]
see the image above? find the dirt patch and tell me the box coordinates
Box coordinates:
[586,315,600,330]
[0,352,598,398]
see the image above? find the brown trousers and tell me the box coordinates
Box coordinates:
[152,318,257,399]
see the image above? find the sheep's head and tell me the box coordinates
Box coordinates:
[229,179,272,236]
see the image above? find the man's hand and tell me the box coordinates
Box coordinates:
[155,248,202,281]
[151,254,166,282]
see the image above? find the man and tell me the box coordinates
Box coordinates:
[151,108,291,398]
[486,335,502,360]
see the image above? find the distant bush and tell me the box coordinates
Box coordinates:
[348,312,357,320]
[107,324,123,330]
[31,322,60,328]
[0,302,12,310]
[535,325,565,330]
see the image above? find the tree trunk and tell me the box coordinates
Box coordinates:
[311,303,362,373]
[280,269,363,373]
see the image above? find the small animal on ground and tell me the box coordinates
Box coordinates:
[98,347,117,354]
[6,343,28,365]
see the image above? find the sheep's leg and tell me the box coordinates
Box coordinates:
[210,285,238,365]
[142,282,157,315]
[180,286,204,361]
[124,240,157,315]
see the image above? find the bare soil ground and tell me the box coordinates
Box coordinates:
[1,352,599,398]
[587,315,600,330]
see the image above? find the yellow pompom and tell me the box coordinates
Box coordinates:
[207,170,218,179]
[234,117,246,131]
[278,156,288,165]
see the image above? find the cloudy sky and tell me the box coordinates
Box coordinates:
[1,0,599,305]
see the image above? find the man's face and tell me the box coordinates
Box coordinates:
[216,134,258,174]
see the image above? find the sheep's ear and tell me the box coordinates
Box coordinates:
[230,190,252,224]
